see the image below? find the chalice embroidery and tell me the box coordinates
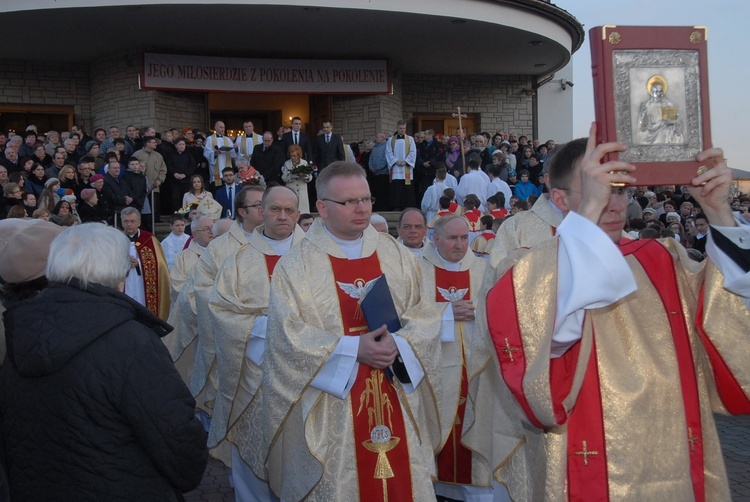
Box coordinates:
[358,369,400,501]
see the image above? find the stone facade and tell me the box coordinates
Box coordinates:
[331,73,403,143]
[154,91,206,135]
[0,58,91,125]
[2,57,534,144]
[91,52,205,134]
[401,74,535,136]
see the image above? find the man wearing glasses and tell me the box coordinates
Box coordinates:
[228,162,443,500]
[164,186,265,422]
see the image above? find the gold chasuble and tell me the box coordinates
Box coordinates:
[487,193,562,278]
[162,221,249,413]
[419,243,493,489]
[207,225,305,467]
[485,236,750,501]
[226,220,443,502]
[135,230,170,320]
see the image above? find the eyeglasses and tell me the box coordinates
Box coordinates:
[239,203,261,210]
[322,197,375,207]
[194,227,212,233]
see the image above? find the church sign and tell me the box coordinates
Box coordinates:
[141,52,390,94]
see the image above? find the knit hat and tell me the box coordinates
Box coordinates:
[45,178,60,189]
[666,211,680,222]
[86,140,98,152]
[642,208,656,216]
[519,169,530,177]
[62,194,76,204]
[0,219,64,284]
[89,174,104,183]
[80,189,96,202]
[448,136,459,143]
[508,168,517,177]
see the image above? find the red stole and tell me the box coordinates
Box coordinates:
[438,210,452,218]
[463,209,481,231]
[480,231,495,242]
[328,252,413,501]
[264,254,281,281]
[449,201,460,214]
[135,230,161,317]
[434,268,473,484]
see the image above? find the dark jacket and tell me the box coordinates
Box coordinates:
[313,132,345,170]
[250,143,285,185]
[102,172,131,213]
[122,169,148,211]
[0,280,208,501]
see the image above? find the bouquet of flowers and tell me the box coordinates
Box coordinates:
[289,162,314,177]
[175,202,199,216]
[237,172,266,188]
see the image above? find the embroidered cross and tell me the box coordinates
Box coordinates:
[500,338,519,362]
[574,440,598,466]
[687,427,700,453]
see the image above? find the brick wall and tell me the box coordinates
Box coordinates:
[332,73,403,143]
[0,58,91,127]
[90,52,205,134]
[90,53,153,132]
[402,74,535,136]
[154,91,206,135]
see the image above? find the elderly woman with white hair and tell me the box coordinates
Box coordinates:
[0,223,208,501]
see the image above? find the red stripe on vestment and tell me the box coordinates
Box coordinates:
[486,271,545,429]
[626,239,705,502]
[566,335,610,502]
[695,286,750,415]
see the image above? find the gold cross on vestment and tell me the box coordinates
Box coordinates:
[574,441,598,466]
[500,338,519,362]
[688,427,700,452]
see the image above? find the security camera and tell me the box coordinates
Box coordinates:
[560,80,574,90]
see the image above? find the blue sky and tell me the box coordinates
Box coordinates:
[555,0,748,171]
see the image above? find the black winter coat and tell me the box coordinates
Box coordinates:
[0,280,207,501]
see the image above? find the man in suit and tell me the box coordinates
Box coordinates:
[214,167,240,219]
[250,132,284,185]
[313,120,345,172]
[282,117,313,162]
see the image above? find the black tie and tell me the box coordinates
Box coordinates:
[326,134,330,143]
[294,132,298,145]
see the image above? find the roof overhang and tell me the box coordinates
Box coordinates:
[1,0,583,76]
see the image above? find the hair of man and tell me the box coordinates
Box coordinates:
[546,138,587,190]
[315,161,366,200]
[433,214,468,237]
[239,185,266,223]
[261,184,299,209]
[398,207,427,228]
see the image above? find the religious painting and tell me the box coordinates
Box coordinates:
[590,26,712,185]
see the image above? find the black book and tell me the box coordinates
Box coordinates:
[360,274,411,384]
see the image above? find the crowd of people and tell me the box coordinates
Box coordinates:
[0,116,748,502]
